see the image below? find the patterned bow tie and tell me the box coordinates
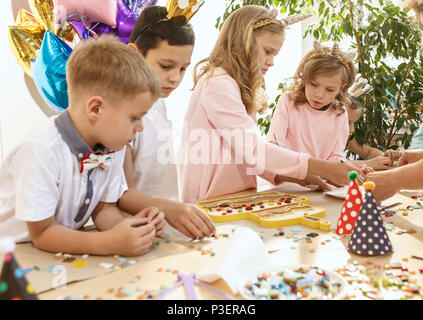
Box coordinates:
[80,152,115,174]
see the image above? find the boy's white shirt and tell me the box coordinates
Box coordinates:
[129,98,179,201]
[0,111,128,243]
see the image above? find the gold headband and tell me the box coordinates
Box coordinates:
[308,51,351,75]
[252,19,281,29]
[252,12,312,30]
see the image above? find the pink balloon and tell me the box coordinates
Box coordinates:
[53,0,119,27]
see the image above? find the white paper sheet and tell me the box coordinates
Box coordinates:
[197,227,270,294]
[325,186,401,208]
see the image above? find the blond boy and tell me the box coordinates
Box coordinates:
[0,37,168,256]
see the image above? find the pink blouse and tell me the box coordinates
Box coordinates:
[267,93,349,161]
[179,68,311,202]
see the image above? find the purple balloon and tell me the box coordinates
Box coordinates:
[71,0,157,44]
[116,0,138,43]
[70,21,116,41]
[124,0,158,13]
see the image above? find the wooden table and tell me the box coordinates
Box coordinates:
[4,183,423,300]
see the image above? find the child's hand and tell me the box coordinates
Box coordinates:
[164,203,216,239]
[135,207,166,237]
[359,164,374,175]
[365,156,392,170]
[398,150,423,167]
[324,160,363,186]
[107,215,156,257]
[302,175,333,191]
[384,149,401,161]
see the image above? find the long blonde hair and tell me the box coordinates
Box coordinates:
[288,45,357,113]
[193,5,285,115]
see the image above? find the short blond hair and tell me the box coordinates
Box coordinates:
[66,36,161,104]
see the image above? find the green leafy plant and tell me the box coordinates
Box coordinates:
[217,0,423,153]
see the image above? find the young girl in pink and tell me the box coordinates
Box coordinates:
[267,41,356,168]
[179,6,360,202]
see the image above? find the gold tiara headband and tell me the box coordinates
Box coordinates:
[252,8,312,30]
[308,41,355,75]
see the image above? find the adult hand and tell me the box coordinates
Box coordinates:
[365,170,399,203]
[398,150,423,167]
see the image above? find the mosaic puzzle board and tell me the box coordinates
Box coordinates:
[196,191,330,230]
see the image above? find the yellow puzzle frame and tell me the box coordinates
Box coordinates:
[196,191,330,231]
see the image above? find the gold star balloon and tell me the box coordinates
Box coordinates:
[8,2,75,77]
[166,0,205,22]
[8,9,44,76]
[28,0,55,31]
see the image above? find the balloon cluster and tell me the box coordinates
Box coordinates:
[8,0,157,112]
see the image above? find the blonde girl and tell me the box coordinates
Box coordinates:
[266,41,357,186]
[179,6,360,202]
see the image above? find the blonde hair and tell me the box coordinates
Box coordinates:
[66,36,161,104]
[288,45,357,113]
[348,96,363,117]
[193,5,286,115]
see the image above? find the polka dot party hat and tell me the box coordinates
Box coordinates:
[347,182,393,256]
[0,238,38,300]
[336,171,362,235]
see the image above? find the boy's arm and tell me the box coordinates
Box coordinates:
[91,202,127,231]
[118,188,216,239]
[92,201,166,236]
[123,144,134,188]
[27,217,113,255]
[27,212,156,256]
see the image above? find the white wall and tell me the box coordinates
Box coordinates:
[0,0,59,161]
[0,0,305,160]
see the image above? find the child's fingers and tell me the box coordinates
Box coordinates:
[134,221,155,237]
[381,157,392,166]
[129,217,150,228]
[174,223,196,239]
[182,218,208,239]
[397,155,408,167]
[146,207,160,220]
[189,213,215,238]
[195,209,216,235]
[135,207,159,220]
[151,210,165,225]
[155,220,166,233]
[315,179,332,191]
